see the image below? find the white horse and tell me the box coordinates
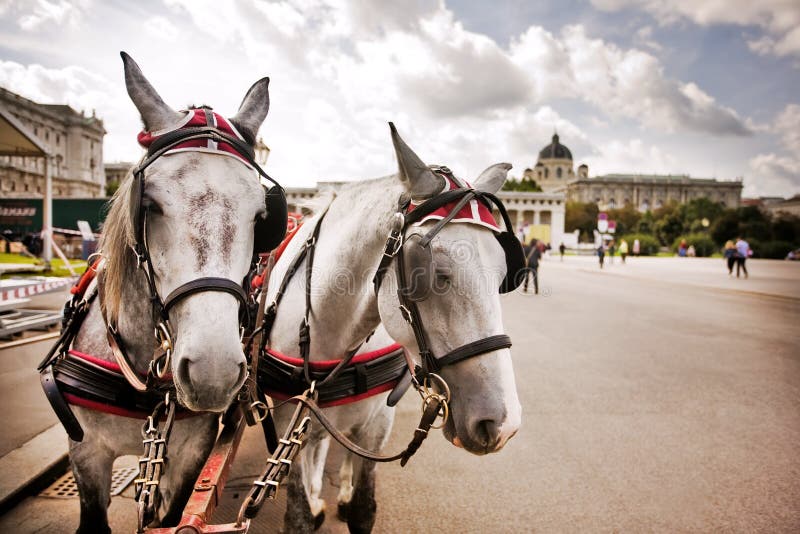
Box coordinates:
[263,125,523,533]
[58,53,274,533]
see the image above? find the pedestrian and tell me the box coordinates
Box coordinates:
[633,238,640,257]
[522,239,541,294]
[723,240,736,275]
[608,239,616,264]
[678,239,688,257]
[687,245,696,257]
[619,239,628,263]
[734,236,749,278]
[597,242,606,269]
[559,242,566,261]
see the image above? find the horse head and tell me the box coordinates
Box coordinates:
[102,53,273,412]
[377,125,522,455]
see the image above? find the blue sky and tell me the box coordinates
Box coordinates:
[0,0,798,198]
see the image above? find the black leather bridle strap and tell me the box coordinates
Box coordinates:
[436,334,512,369]
[162,277,250,323]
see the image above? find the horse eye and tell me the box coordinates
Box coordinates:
[142,197,163,215]
[435,267,452,281]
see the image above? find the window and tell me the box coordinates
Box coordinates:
[544,168,549,178]
[556,167,562,178]
[608,198,616,209]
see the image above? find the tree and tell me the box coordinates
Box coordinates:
[502,177,543,192]
[606,204,641,236]
[565,201,598,241]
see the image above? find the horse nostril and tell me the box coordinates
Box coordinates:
[475,419,500,449]
[177,358,192,387]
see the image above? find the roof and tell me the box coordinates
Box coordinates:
[0,104,48,157]
[538,133,572,161]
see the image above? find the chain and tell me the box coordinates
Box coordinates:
[236,385,316,526]
[135,392,177,533]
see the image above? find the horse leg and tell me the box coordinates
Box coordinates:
[342,456,378,534]
[283,435,330,532]
[157,414,219,526]
[337,404,394,534]
[69,437,115,534]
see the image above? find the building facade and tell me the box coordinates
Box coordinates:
[285,183,567,247]
[520,133,742,211]
[566,173,743,211]
[0,87,105,198]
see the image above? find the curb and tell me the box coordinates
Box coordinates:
[0,424,69,514]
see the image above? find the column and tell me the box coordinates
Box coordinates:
[533,209,540,226]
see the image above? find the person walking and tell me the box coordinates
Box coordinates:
[633,238,640,257]
[723,240,736,275]
[619,239,629,263]
[735,236,749,278]
[522,239,541,294]
[597,241,606,269]
[608,239,616,264]
[558,242,566,261]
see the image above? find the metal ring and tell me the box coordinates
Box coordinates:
[250,401,268,423]
[423,373,451,403]
[421,395,449,430]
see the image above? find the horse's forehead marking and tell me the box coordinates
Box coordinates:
[186,190,237,270]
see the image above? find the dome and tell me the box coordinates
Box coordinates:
[538,133,572,161]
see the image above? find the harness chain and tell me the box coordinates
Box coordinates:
[135,393,177,533]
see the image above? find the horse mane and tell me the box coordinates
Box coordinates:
[98,170,138,324]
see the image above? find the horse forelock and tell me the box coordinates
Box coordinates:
[98,169,138,324]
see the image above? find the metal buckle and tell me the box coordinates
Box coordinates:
[384,231,403,258]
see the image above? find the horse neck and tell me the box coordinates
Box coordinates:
[108,268,158,372]
[268,176,404,360]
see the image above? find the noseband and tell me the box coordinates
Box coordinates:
[107,113,283,392]
[374,166,523,379]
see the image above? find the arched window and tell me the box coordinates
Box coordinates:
[556,167,562,178]
[608,198,616,209]
[544,168,549,178]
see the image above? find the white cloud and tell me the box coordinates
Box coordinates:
[748,153,800,197]
[746,104,800,197]
[14,0,90,31]
[581,138,679,176]
[0,60,139,163]
[145,16,180,42]
[591,0,800,58]
[510,25,751,136]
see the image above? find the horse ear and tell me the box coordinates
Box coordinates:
[120,52,182,132]
[473,163,512,194]
[389,122,445,201]
[230,77,270,144]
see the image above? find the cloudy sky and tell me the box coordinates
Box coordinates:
[1,0,798,198]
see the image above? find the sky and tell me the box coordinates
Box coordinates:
[0,0,798,198]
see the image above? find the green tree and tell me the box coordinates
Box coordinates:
[565,201,599,241]
[502,177,543,192]
[606,204,642,236]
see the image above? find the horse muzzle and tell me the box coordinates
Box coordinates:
[173,352,248,412]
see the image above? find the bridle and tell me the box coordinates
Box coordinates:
[373,166,524,381]
[106,112,283,392]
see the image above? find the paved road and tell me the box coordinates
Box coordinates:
[2,258,799,532]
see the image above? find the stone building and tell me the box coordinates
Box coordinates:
[0,86,105,198]
[284,182,567,247]
[567,173,743,211]
[520,132,742,211]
